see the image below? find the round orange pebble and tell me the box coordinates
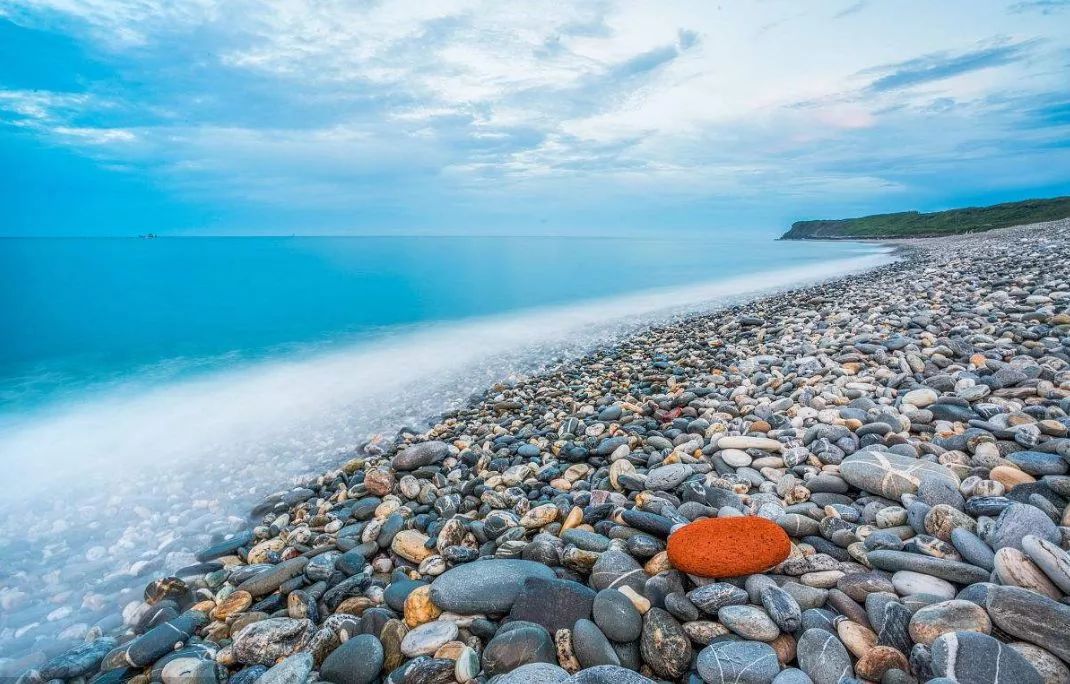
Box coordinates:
[667,516,791,578]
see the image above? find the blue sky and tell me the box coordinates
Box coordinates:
[1,0,1068,236]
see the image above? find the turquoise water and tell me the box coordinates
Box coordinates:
[0,234,893,661]
[1,236,881,412]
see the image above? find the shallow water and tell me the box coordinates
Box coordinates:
[0,235,892,663]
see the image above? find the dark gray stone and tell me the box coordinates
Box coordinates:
[507,577,595,635]
[930,631,1042,684]
[319,634,383,684]
[429,559,556,614]
[592,588,642,642]
[986,585,1070,662]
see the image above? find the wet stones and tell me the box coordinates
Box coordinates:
[38,637,118,679]
[230,617,315,666]
[666,517,791,577]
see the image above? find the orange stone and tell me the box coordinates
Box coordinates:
[667,517,791,577]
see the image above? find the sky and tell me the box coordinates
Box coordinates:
[1,0,1068,236]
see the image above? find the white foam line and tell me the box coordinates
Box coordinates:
[0,249,894,498]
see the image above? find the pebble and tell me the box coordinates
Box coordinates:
[319,634,384,684]
[591,589,642,642]
[930,631,1043,684]
[718,605,781,641]
[907,599,991,645]
[986,585,1070,662]
[696,640,781,684]
[429,560,556,614]
[667,517,791,577]
[796,628,853,684]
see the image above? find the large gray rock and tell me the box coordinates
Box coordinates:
[696,640,780,684]
[930,631,1042,684]
[864,550,990,584]
[840,451,957,499]
[986,585,1070,662]
[230,618,315,666]
[430,559,556,614]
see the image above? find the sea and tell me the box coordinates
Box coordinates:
[0,234,893,663]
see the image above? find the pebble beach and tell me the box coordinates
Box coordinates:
[9,219,1070,684]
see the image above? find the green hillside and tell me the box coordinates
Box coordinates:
[781,196,1070,240]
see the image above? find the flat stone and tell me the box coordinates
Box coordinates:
[429,559,556,614]
[1021,534,1070,594]
[840,451,957,500]
[717,605,780,641]
[564,665,657,683]
[646,464,694,490]
[891,570,955,599]
[39,637,118,679]
[986,585,1070,662]
[400,620,458,657]
[930,631,1042,684]
[949,528,995,571]
[392,440,450,470]
[1006,451,1068,476]
[993,547,1063,599]
[236,557,310,597]
[257,652,312,684]
[865,550,989,584]
[507,577,595,635]
[760,585,802,632]
[696,640,780,684]
[125,612,209,668]
[686,582,749,616]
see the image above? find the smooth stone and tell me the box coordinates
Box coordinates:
[840,451,957,499]
[482,625,555,677]
[907,599,991,645]
[986,503,1061,551]
[986,585,1070,662]
[572,619,620,669]
[429,560,556,614]
[639,608,692,679]
[1006,451,1068,476]
[496,662,570,683]
[930,631,1042,684]
[796,628,854,684]
[590,550,648,594]
[320,634,384,684]
[994,547,1063,599]
[507,577,595,634]
[564,665,657,683]
[39,637,118,679]
[393,440,450,470]
[717,605,780,641]
[592,589,642,643]
[891,570,955,599]
[1021,534,1070,594]
[646,464,694,490]
[237,557,310,597]
[696,640,781,684]
[400,620,458,657]
[1007,643,1070,684]
[160,657,221,684]
[865,550,989,584]
[772,669,813,684]
[950,528,996,571]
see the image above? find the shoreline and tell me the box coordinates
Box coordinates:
[7,219,1070,683]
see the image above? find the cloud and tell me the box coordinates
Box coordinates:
[1008,0,1070,13]
[863,39,1039,92]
